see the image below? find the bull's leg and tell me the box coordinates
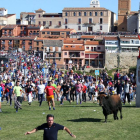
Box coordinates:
[105,115,107,123]
[113,112,118,120]
[116,110,119,120]
[119,107,123,120]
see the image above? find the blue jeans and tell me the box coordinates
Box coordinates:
[6,92,12,105]
[60,94,70,104]
[130,92,134,100]
[38,94,43,106]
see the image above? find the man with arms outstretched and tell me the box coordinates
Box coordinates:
[25,114,76,140]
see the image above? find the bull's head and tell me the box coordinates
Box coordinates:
[97,94,106,106]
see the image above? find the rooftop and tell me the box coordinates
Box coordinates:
[43,13,62,15]
[0,14,15,18]
[2,25,17,30]
[85,41,100,45]
[63,7,110,11]
[81,35,96,39]
[63,45,84,51]
[35,8,45,12]
[64,39,84,44]
[85,51,104,54]
[104,37,118,40]
[120,37,139,40]
[0,36,35,40]
[0,8,6,11]
[41,29,75,32]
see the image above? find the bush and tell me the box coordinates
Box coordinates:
[129,66,136,74]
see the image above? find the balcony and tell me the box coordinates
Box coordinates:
[28,42,32,45]
[1,42,5,44]
[8,42,12,45]
[83,22,96,26]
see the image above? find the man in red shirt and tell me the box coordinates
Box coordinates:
[82,82,87,102]
[45,82,57,110]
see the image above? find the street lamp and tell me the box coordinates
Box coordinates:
[53,51,56,71]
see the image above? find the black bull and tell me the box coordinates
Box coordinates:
[97,94,123,123]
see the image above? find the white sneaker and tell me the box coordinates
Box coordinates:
[129,102,131,105]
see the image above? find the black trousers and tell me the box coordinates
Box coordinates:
[38,94,44,106]
[82,92,86,102]
[124,92,130,104]
[70,92,75,102]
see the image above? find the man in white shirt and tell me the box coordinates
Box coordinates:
[37,80,45,106]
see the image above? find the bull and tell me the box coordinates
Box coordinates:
[97,94,123,123]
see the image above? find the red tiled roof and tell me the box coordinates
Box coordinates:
[35,37,64,41]
[85,51,104,54]
[63,45,84,51]
[120,37,139,39]
[85,41,99,45]
[103,37,118,40]
[64,40,84,44]
[41,29,74,32]
[81,35,95,39]
[0,36,35,40]
[2,25,17,29]
[35,8,45,12]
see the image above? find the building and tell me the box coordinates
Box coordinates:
[120,36,140,52]
[1,24,43,37]
[84,40,105,68]
[63,39,84,70]
[20,12,36,25]
[40,28,76,38]
[118,0,131,31]
[34,0,116,33]
[0,8,16,25]
[104,37,118,53]
[0,8,8,16]
[0,36,35,52]
[90,0,100,8]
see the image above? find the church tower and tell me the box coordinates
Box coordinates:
[90,0,100,7]
[118,0,131,31]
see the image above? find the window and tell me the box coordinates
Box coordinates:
[59,21,61,26]
[84,12,87,16]
[78,18,81,24]
[100,12,103,16]
[24,26,26,29]
[79,12,81,16]
[20,26,22,30]
[39,21,41,25]
[65,19,68,24]
[42,32,45,34]
[59,47,61,51]
[65,12,68,16]
[100,26,102,30]
[65,52,67,55]
[30,46,32,50]
[37,42,39,46]
[66,46,68,48]
[89,18,92,24]
[94,47,96,51]
[59,53,61,57]
[97,47,101,50]
[100,18,103,24]
[73,12,76,16]
[95,12,97,16]
[38,14,40,18]
[49,21,52,26]
[90,12,92,16]
[24,31,26,35]
[47,32,50,34]
[78,26,81,30]
[86,47,89,50]
[91,47,93,51]
[65,26,67,29]
[51,32,60,35]
[37,47,39,51]
[20,31,23,34]
[43,21,46,26]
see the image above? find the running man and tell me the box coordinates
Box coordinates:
[13,81,24,112]
[25,114,76,140]
[45,82,58,110]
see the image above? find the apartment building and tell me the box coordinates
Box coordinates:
[0,36,35,52]
[20,12,36,25]
[0,8,16,25]
[63,39,84,69]
[1,24,43,37]
[84,41,105,68]
[40,28,76,38]
[104,37,118,53]
[120,36,140,52]
[34,0,116,33]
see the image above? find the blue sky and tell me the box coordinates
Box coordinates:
[1,0,140,18]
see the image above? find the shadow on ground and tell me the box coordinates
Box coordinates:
[67,118,103,122]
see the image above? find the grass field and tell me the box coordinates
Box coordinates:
[0,101,140,140]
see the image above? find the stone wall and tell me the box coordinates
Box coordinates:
[105,52,138,70]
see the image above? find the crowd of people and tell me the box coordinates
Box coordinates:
[0,52,137,113]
